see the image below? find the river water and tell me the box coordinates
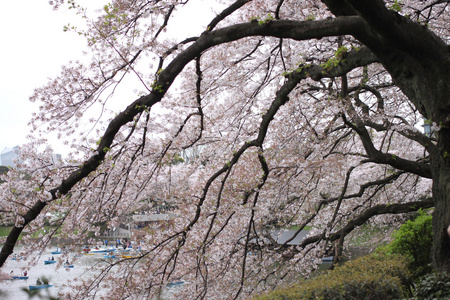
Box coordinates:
[0,246,181,300]
[0,247,110,300]
[1,246,330,299]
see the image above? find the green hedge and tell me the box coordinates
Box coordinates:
[380,210,432,279]
[255,252,411,300]
[413,272,450,299]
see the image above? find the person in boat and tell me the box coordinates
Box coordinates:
[36,278,42,285]
[23,271,27,276]
[65,260,69,265]
[51,256,54,261]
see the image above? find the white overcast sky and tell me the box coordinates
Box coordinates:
[0,1,86,154]
[0,1,218,157]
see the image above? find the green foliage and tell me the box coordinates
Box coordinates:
[151,81,164,93]
[380,210,433,278]
[258,14,274,25]
[0,226,13,237]
[255,252,411,300]
[306,14,316,21]
[0,165,8,184]
[321,46,348,71]
[67,0,79,10]
[0,165,9,174]
[250,14,275,26]
[390,0,403,12]
[347,224,390,248]
[170,154,185,165]
[413,272,450,299]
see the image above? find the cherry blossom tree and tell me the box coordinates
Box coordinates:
[1,0,449,298]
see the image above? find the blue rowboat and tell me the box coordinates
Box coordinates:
[44,260,56,264]
[12,276,28,280]
[167,281,184,287]
[29,284,52,290]
[51,248,62,254]
[64,264,74,268]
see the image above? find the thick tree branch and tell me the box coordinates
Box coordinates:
[0,15,403,267]
[299,197,434,248]
[342,114,432,178]
[334,0,450,123]
[345,0,448,59]
[207,0,252,31]
[363,118,438,155]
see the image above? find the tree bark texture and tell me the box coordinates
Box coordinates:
[432,128,450,272]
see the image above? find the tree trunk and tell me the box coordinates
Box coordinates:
[342,3,450,272]
[431,127,450,272]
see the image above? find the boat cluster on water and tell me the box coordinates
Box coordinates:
[4,244,140,292]
[83,244,140,258]
[4,271,51,291]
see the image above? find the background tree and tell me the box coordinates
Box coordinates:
[0,0,449,298]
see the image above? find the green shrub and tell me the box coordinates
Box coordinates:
[381,210,432,278]
[413,272,450,299]
[255,252,411,300]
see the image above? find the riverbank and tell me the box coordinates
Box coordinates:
[0,226,126,248]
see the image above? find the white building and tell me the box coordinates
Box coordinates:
[1,146,62,168]
[1,146,19,167]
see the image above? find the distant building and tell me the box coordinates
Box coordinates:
[1,146,19,167]
[0,146,62,168]
[51,153,62,165]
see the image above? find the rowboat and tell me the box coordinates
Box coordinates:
[44,260,56,264]
[167,281,184,287]
[51,248,62,254]
[120,254,139,258]
[29,284,52,290]
[12,276,28,280]
[90,248,108,253]
[103,254,116,258]
[64,265,74,268]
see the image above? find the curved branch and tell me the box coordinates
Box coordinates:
[362,118,438,155]
[299,197,434,248]
[0,16,374,267]
[324,171,405,204]
[207,0,252,31]
[341,113,432,178]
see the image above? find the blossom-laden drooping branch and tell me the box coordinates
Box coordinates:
[1,0,449,299]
